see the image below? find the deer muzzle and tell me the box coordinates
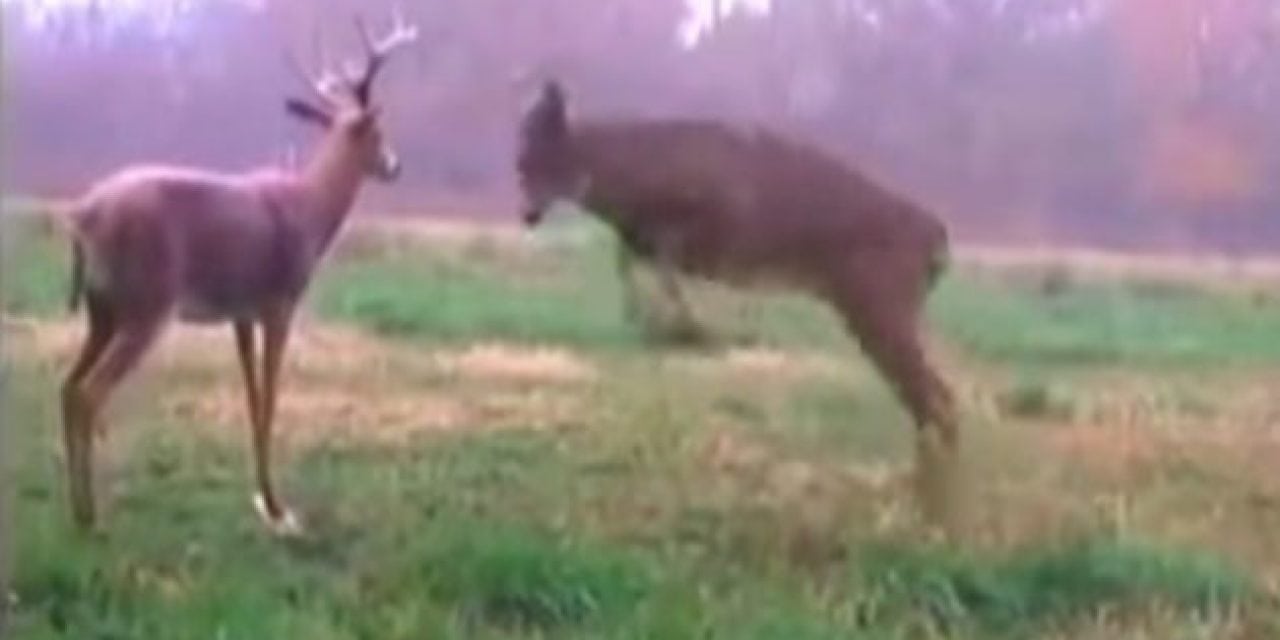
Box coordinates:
[522,206,544,227]
[375,148,401,182]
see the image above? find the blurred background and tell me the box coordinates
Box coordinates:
[4,0,1280,253]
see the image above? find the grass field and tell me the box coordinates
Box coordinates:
[4,207,1280,638]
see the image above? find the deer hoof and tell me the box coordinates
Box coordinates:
[71,511,101,537]
[649,321,714,349]
[253,493,305,538]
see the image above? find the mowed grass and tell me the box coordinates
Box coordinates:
[5,207,1280,638]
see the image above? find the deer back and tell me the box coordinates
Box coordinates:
[571,120,944,286]
[70,166,319,320]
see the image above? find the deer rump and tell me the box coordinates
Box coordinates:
[572,120,950,295]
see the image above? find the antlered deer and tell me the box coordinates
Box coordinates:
[57,13,418,534]
[516,81,962,529]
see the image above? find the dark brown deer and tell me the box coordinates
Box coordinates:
[515,81,962,530]
[57,13,418,535]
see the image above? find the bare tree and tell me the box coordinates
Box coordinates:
[57,11,418,535]
[515,81,961,530]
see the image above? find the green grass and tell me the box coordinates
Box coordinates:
[1,205,70,317]
[310,225,644,349]
[933,269,1280,367]
[10,209,1280,366]
[857,536,1250,636]
[5,210,1280,638]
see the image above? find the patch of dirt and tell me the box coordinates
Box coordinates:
[1042,421,1162,479]
[669,346,846,384]
[722,347,841,378]
[354,217,526,247]
[8,317,402,375]
[9,317,595,444]
[11,317,597,385]
[284,322,403,373]
[433,343,597,385]
[5,316,81,361]
[164,383,584,446]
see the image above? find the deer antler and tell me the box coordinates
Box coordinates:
[283,47,346,109]
[282,21,348,110]
[349,7,419,106]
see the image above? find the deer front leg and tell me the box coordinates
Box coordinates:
[615,235,708,345]
[615,240,646,324]
[250,302,302,536]
[653,256,710,346]
[234,319,275,531]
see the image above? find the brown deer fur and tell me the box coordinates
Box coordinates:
[516,81,961,528]
[58,14,417,534]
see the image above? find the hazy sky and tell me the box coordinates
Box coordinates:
[5,0,774,44]
[683,0,771,44]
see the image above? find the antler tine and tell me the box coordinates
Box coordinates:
[282,48,337,106]
[354,14,377,58]
[282,21,344,108]
[350,7,419,106]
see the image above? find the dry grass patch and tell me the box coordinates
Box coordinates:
[433,342,597,385]
[1042,421,1163,481]
[10,316,597,387]
[162,383,587,447]
[691,427,918,564]
[354,216,526,247]
[663,345,848,385]
[7,317,597,446]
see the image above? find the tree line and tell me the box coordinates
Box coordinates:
[5,0,1280,253]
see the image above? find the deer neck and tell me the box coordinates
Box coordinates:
[299,134,367,253]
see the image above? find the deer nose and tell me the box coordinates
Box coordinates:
[378,150,401,181]
[522,206,544,227]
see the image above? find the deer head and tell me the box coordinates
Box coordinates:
[516,80,591,226]
[284,10,419,183]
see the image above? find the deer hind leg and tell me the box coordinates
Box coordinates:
[233,320,263,440]
[828,259,961,535]
[61,314,163,531]
[60,293,116,531]
[248,303,301,536]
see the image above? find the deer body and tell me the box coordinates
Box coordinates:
[58,13,417,534]
[570,121,949,292]
[517,83,960,531]
[69,160,358,324]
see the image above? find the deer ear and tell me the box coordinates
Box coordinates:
[524,79,569,143]
[541,80,566,112]
[285,97,334,129]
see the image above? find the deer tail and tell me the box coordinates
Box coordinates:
[68,237,86,314]
[925,222,951,293]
